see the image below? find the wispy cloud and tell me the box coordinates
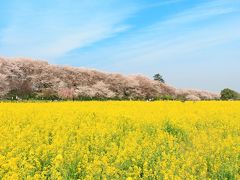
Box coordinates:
[162,0,239,25]
[69,0,240,68]
[0,0,139,59]
[0,0,184,60]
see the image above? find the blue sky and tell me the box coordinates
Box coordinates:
[0,0,240,92]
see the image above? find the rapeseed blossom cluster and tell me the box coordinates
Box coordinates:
[0,101,239,179]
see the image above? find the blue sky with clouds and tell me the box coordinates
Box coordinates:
[0,0,240,92]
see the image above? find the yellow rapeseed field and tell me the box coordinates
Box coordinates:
[0,101,239,179]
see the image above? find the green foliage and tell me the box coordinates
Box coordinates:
[157,95,175,100]
[153,73,165,83]
[76,95,121,101]
[37,94,60,101]
[220,88,239,100]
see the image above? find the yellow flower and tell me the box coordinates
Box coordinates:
[0,101,239,179]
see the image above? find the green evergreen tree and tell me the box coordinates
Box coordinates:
[153,73,165,83]
[220,88,239,100]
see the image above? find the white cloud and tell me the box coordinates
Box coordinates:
[162,0,239,25]
[0,0,138,59]
[71,0,240,68]
[0,0,185,60]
